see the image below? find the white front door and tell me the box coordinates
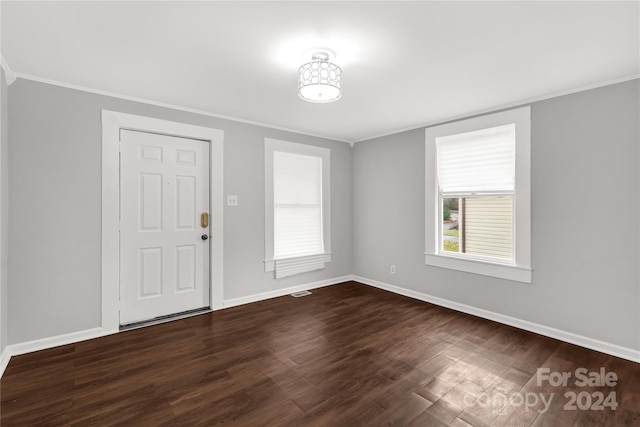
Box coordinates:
[119,129,210,325]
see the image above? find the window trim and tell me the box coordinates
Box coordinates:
[425,107,531,283]
[264,138,331,273]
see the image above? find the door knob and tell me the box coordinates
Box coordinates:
[201,234,209,241]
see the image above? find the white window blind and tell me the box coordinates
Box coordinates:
[265,138,331,279]
[273,151,324,261]
[436,124,515,194]
[274,254,325,279]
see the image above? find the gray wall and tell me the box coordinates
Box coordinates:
[353,79,640,351]
[6,75,638,353]
[1,69,8,354]
[8,79,352,344]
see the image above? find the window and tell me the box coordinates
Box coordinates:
[425,107,531,283]
[265,139,331,278]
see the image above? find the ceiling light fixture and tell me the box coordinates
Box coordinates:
[298,48,342,103]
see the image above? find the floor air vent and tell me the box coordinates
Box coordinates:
[290,290,312,298]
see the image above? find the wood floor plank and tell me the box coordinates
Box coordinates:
[372,392,433,426]
[1,281,638,426]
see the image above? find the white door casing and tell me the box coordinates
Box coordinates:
[119,130,209,324]
[102,111,224,333]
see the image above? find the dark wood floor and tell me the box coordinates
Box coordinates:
[1,281,638,426]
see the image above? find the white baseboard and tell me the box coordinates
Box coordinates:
[222,275,354,309]
[0,327,107,378]
[353,275,640,364]
[0,346,10,378]
[2,274,635,381]
[0,275,355,379]
[8,327,106,357]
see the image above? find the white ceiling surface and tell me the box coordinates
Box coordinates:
[2,2,639,143]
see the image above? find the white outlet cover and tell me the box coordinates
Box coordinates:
[227,195,239,206]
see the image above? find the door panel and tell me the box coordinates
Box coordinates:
[139,247,163,297]
[176,176,196,229]
[176,245,196,291]
[120,129,210,324]
[139,173,163,231]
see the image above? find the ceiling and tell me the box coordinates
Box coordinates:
[2,1,638,143]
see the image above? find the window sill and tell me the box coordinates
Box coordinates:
[424,253,531,283]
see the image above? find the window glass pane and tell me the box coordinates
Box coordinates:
[442,197,460,253]
[442,196,513,260]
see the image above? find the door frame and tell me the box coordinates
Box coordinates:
[101,110,224,334]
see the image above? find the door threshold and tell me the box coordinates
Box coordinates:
[120,307,212,331]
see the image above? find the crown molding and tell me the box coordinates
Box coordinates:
[13,73,352,145]
[9,69,637,145]
[352,73,640,144]
[0,57,17,86]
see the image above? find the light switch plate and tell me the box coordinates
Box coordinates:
[227,195,239,206]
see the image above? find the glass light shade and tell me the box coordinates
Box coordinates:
[298,60,342,103]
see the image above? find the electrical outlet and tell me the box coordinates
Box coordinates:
[227,195,238,206]
[390,265,396,274]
